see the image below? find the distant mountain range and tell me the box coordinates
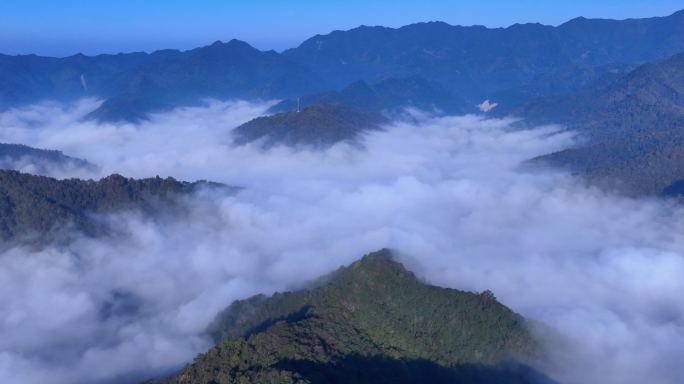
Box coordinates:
[82,93,174,123]
[2,10,684,118]
[283,11,684,99]
[0,39,329,112]
[147,250,549,384]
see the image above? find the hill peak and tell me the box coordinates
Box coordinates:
[232,103,389,148]
[157,249,542,384]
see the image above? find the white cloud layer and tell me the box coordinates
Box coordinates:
[0,100,682,384]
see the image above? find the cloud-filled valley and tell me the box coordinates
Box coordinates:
[1,100,684,384]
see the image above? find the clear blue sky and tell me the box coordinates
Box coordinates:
[1,0,682,57]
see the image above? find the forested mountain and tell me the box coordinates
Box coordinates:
[147,250,549,384]
[0,170,232,241]
[283,10,684,99]
[518,51,684,196]
[268,75,468,115]
[233,103,389,148]
[0,143,97,175]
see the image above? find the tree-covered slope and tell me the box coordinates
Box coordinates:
[268,75,467,115]
[148,250,545,384]
[0,170,231,241]
[232,103,389,148]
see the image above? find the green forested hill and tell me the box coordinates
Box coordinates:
[0,170,230,241]
[147,250,546,384]
[232,103,389,148]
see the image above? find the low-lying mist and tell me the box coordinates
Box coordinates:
[0,99,683,384]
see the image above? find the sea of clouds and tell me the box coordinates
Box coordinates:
[0,99,683,384]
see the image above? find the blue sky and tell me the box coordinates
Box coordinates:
[1,0,682,57]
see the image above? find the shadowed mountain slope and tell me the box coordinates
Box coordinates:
[268,75,468,115]
[146,250,548,384]
[283,10,684,99]
[232,103,389,148]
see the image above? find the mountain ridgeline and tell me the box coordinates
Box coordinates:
[0,39,328,112]
[283,11,684,98]
[147,250,550,384]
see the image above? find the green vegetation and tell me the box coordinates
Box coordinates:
[0,170,233,241]
[268,75,467,115]
[233,103,389,148]
[148,250,543,384]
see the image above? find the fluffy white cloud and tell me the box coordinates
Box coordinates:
[0,100,682,384]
